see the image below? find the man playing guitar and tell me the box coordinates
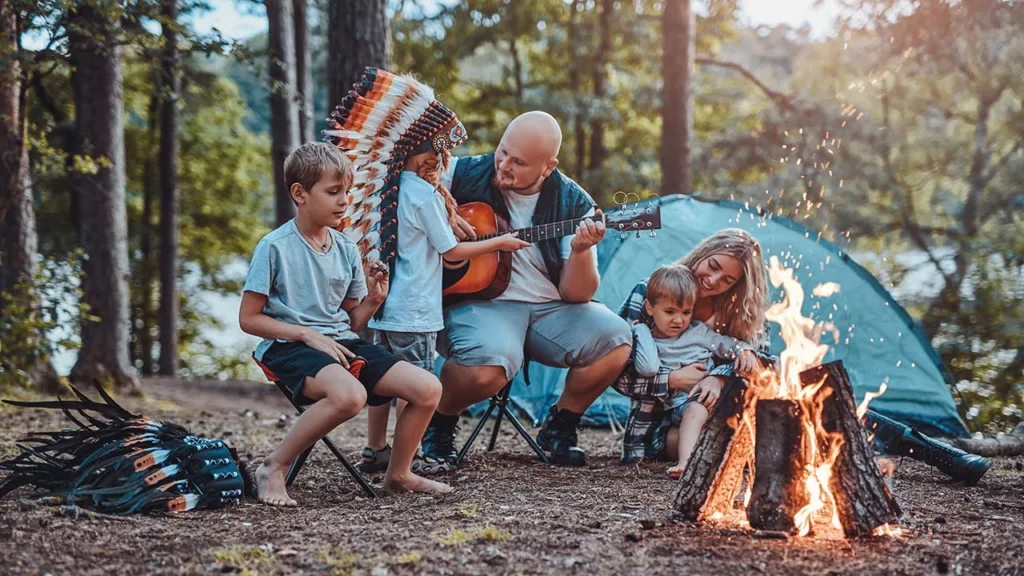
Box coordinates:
[422,111,633,466]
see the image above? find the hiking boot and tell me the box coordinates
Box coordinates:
[536,405,587,466]
[867,411,991,485]
[358,444,391,474]
[421,412,460,466]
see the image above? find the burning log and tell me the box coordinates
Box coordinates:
[746,400,810,533]
[671,376,753,521]
[801,360,901,537]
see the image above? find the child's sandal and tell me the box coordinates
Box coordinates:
[358,444,391,474]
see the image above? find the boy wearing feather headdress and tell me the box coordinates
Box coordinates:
[323,68,529,475]
[239,142,453,506]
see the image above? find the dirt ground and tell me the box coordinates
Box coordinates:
[1,378,1022,576]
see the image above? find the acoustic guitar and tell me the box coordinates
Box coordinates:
[441,201,662,306]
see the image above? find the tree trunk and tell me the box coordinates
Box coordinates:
[0,3,58,391]
[661,0,694,197]
[671,376,754,520]
[137,86,159,376]
[746,400,810,533]
[567,0,586,178]
[267,0,299,226]
[327,0,391,111]
[68,1,139,393]
[588,0,612,180]
[802,361,901,537]
[158,0,181,376]
[294,0,314,143]
[0,0,19,226]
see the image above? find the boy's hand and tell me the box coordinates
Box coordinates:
[733,350,759,378]
[495,232,531,252]
[668,363,708,390]
[688,376,722,409]
[365,261,389,302]
[302,329,356,368]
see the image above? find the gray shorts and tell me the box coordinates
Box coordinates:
[438,300,632,380]
[373,330,438,371]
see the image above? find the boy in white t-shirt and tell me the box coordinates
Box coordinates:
[325,72,529,475]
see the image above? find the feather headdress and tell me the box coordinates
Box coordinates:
[0,382,247,515]
[324,67,467,264]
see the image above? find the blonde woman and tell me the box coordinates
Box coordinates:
[616,229,769,465]
[616,228,990,485]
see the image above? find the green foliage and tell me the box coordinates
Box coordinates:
[0,253,86,389]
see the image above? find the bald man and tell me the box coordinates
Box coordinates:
[422,112,632,466]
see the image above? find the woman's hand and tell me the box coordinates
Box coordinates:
[668,362,708,391]
[733,349,759,378]
[302,329,356,368]
[688,375,724,409]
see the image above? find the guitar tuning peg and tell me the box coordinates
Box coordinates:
[620,231,628,240]
[635,230,641,239]
[649,231,657,238]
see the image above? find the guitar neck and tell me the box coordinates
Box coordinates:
[476,215,597,243]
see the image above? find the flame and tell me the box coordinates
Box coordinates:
[872,523,903,537]
[753,257,845,537]
[856,380,889,420]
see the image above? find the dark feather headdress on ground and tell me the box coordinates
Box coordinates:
[0,382,247,515]
[323,67,467,265]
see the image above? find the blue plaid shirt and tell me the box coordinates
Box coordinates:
[615,279,770,463]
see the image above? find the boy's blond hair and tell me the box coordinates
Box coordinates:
[284,142,354,193]
[646,264,698,307]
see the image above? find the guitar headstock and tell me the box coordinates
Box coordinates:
[605,203,662,239]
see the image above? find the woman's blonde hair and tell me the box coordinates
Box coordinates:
[413,149,459,221]
[675,228,769,346]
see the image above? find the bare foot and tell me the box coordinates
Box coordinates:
[667,465,684,480]
[255,462,298,507]
[382,472,453,495]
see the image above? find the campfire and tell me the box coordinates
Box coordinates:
[672,257,901,538]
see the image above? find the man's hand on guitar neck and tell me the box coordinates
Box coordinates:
[570,209,606,253]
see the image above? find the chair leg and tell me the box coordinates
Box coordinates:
[319,435,377,498]
[285,402,377,498]
[501,403,551,464]
[486,387,511,452]
[456,396,500,466]
[286,445,314,486]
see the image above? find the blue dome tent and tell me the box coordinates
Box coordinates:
[439,194,969,439]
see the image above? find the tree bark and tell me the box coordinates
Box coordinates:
[0,0,20,226]
[294,0,314,143]
[327,0,391,111]
[567,0,586,178]
[137,86,159,376]
[68,1,139,393]
[158,0,181,376]
[661,0,694,197]
[587,0,612,180]
[672,376,754,520]
[802,361,900,537]
[267,0,299,226]
[746,400,810,533]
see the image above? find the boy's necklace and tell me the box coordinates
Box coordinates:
[298,225,331,253]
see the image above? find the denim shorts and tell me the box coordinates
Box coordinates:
[373,331,437,371]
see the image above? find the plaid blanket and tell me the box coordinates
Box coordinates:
[614,279,771,463]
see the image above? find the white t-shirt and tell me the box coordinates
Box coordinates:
[369,171,459,332]
[443,157,598,304]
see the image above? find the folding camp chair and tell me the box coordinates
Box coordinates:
[455,369,550,466]
[252,355,377,498]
